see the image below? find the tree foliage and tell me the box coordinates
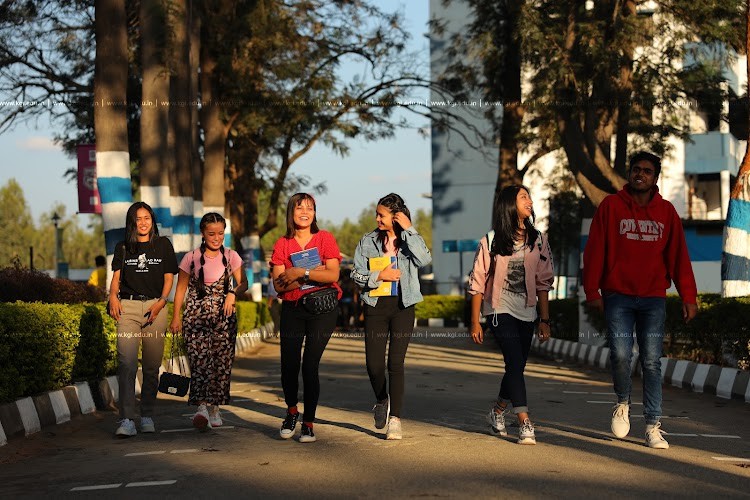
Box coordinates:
[441,0,745,207]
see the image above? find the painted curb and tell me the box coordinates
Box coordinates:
[531,336,750,403]
[0,322,274,447]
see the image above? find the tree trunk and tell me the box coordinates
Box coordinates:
[168,0,194,256]
[94,0,131,287]
[190,7,203,247]
[139,0,172,236]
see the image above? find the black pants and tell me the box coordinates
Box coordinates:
[364,296,415,417]
[280,301,337,423]
[488,313,535,414]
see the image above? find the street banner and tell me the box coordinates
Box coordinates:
[76,144,101,214]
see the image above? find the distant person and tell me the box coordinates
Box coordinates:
[351,193,431,440]
[270,193,342,443]
[467,185,554,445]
[88,255,107,291]
[170,213,247,430]
[108,202,177,437]
[266,268,281,335]
[584,151,697,449]
[337,270,357,330]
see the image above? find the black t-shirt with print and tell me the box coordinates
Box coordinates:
[112,237,178,299]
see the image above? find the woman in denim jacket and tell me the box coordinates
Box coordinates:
[352,193,431,440]
[468,185,554,445]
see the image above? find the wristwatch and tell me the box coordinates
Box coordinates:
[304,269,310,282]
[539,318,551,325]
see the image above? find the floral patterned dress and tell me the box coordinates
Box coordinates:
[183,271,237,406]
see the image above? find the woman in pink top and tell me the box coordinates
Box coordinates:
[170,213,247,430]
[467,185,554,445]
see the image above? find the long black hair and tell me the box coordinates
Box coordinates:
[125,201,160,254]
[376,193,411,253]
[284,192,319,238]
[490,185,538,257]
[191,212,230,298]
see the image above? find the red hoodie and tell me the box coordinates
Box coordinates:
[583,185,697,304]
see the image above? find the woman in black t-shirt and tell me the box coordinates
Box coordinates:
[108,202,178,438]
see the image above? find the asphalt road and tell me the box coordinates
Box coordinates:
[1,327,749,498]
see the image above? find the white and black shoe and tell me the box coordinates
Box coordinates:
[299,424,316,443]
[373,397,390,430]
[280,411,299,439]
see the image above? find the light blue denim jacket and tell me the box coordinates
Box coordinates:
[352,227,432,308]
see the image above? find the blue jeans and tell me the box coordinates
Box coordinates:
[604,292,665,425]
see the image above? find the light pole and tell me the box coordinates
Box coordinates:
[52,212,60,278]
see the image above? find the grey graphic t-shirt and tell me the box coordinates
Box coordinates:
[485,245,537,322]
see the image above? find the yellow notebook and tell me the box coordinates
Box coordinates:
[369,256,398,297]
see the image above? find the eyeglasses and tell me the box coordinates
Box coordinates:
[630,166,655,176]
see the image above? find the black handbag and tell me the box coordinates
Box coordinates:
[301,287,338,315]
[158,334,190,397]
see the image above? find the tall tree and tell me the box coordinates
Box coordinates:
[139,0,172,239]
[94,0,132,281]
[0,179,36,268]
[721,0,750,297]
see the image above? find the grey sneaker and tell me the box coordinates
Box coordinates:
[645,422,669,449]
[386,416,402,440]
[373,397,390,429]
[208,406,222,428]
[487,407,509,436]
[611,402,630,438]
[518,418,536,445]
[140,416,155,433]
[115,418,137,437]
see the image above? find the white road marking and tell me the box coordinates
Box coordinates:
[70,484,122,491]
[712,456,750,462]
[170,449,199,454]
[125,451,166,456]
[630,415,689,419]
[161,426,235,433]
[125,480,177,487]
[665,433,698,437]
[587,401,642,405]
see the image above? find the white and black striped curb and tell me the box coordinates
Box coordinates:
[415,318,465,328]
[531,336,750,403]
[0,323,275,447]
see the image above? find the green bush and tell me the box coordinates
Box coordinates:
[0,266,105,304]
[415,295,464,320]
[72,305,113,381]
[549,298,579,341]
[0,302,82,403]
[583,293,750,368]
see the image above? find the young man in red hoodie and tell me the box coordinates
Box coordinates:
[584,151,697,450]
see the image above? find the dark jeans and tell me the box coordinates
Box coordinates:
[488,313,535,414]
[279,300,337,423]
[364,296,416,417]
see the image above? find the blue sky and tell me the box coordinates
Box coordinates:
[0,0,431,227]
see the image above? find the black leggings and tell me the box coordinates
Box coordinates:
[364,296,416,417]
[280,301,337,423]
[488,313,535,414]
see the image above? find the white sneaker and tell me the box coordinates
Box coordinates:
[140,416,155,433]
[193,404,209,431]
[645,422,669,449]
[115,418,137,437]
[487,406,509,436]
[209,406,223,428]
[518,418,536,445]
[611,402,630,438]
[386,416,402,440]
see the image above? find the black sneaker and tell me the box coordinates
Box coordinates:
[299,424,316,443]
[280,411,299,439]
